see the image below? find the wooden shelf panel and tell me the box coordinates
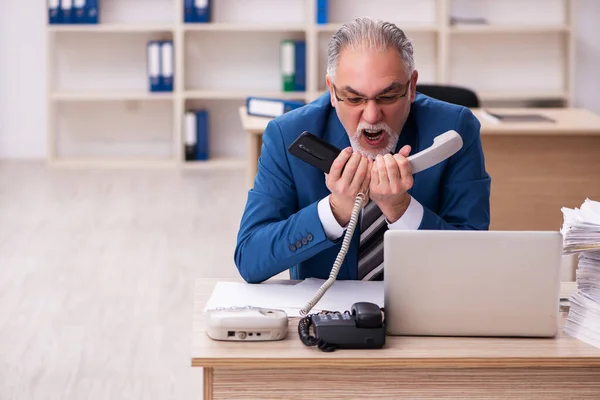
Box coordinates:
[450,24,570,34]
[49,157,175,168]
[183,23,307,32]
[51,92,175,101]
[48,23,174,33]
[181,158,246,170]
[315,23,438,33]
[184,90,307,100]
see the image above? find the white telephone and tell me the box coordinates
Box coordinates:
[205,306,288,341]
[289,130,464,315]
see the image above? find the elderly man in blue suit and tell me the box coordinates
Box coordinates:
[235,17,491,283]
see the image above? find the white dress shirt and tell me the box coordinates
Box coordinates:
[317,194,424,241]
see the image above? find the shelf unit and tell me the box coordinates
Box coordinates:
[46,0,576,167]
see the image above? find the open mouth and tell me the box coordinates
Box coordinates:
[362,129,385,147]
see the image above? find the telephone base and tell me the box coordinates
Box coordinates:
[205,306,288,342]
[312,313,386,349]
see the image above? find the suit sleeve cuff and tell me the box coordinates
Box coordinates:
[317,195,346,240]
[387,196,424,230]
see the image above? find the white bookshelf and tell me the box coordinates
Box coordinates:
[46,0,576,167]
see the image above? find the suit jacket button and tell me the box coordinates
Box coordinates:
[289,244,296,251]
[302,237,308,245]
[307,233,314,241]
[295,240,302,248]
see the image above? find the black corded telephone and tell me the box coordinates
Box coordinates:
[298,302,385,352]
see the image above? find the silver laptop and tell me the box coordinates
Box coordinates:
[383,230,563,337]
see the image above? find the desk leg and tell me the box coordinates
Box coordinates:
[203,367,213,400]
[211,367,600,399]
[247,133,262,189]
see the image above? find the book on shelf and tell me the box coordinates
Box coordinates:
[561,198,600,349]
[184,110,209,161]
[48,0,99,25]
[184,0,211,23]
[280,40,306,92]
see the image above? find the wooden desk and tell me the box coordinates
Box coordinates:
[239,106,600,230]
[192,278,600,400]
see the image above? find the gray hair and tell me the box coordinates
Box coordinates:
[326,16,415,80]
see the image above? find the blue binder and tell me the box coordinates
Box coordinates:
[147,41,162,92]
[61,0,73,24]
[85,0,99,24]
[48,0,61,24]
[246,97,305,119]
[74,0,85,24]
[294,41,306,92]
[184,0,195,23]
[316,0,328,24]
[195,110,209,160]
[160,41,174,92]
[193,0,211,23]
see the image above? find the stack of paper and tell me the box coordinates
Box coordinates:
[561,198,600,348]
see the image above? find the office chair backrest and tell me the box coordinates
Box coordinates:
[416,84,480,108]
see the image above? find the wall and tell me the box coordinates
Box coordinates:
[0,0,599,159]
[573,0,600,114]
[0,0,47,159]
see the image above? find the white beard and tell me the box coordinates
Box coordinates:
[349,122,400,159]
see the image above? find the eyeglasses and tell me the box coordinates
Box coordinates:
[332,80,411,107]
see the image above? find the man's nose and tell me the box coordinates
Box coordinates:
[361,100,382,124]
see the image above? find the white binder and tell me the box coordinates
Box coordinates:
[160,41,174,92]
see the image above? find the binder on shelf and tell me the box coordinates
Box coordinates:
[280,41,306,92]
[195,110,209,160]
[294,41,306,91]
[316,0,328,24]
[160,41,174,92]
[48,0,61,24]
[84,0,99,24]
[74,0,85,23]
[187,0,211,23]
[147,41,162,92]
[280,40,295,92]
[184,112,197,161]
[246,97,305,119]
[61,0,74,24]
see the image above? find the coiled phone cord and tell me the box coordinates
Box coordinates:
[299,191,367,316]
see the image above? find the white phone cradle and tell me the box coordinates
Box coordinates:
[205,306,288,341]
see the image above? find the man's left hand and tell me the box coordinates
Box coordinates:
[369,145,414,223]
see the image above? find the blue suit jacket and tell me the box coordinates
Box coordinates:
[235,92,491,283]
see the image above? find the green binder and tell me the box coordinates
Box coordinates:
[280,40,295,92]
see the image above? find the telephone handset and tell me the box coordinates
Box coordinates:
[287,129,464,317]
[298,302,385,351]
[288,129,463,175]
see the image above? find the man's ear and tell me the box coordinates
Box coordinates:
[325,75,336,107]
[410,70,419,103]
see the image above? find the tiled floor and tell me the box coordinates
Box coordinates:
[0,161,253,400]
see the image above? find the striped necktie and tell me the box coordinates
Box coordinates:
[357,200,387,281]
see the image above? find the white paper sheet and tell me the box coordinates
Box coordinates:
[203,278,384,317]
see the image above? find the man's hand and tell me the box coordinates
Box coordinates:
[326,147,372,226]
[369,145,414,223]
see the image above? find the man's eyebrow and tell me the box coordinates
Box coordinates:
[376,82,404,95]
[342,81,404,97]
[342,86,365,96]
